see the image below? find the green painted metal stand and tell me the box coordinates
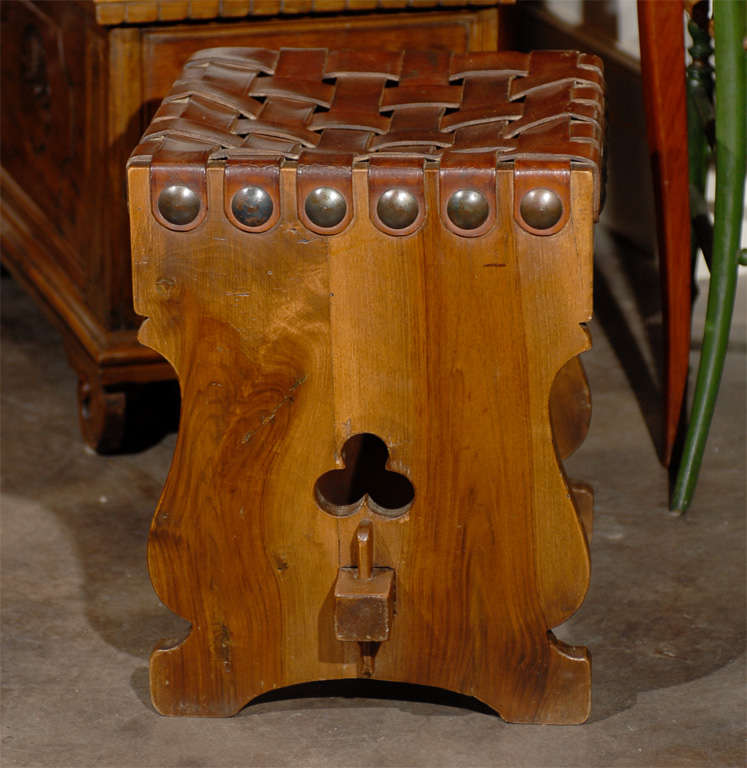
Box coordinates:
[671,0,746,512]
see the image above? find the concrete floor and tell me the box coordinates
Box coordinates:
[1,233,744,767]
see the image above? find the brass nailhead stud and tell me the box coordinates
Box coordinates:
[304,187,347,229]
[519,188,563,230]
[446,189,489,230]
[157,184,201,226]
[231,185,273,228]
[377,188,419,230]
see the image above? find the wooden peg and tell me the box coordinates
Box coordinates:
[334,520,395,644]
[356,519,373,581]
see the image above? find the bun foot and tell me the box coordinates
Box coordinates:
[77,376,127,454]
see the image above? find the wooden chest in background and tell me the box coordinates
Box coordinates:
[0,0,509,452]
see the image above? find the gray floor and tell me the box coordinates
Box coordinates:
[2,233,745,768]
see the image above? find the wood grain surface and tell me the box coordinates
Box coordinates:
[130,163,593,723]
[94,0,509,27]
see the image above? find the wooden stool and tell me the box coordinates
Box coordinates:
[127,47,605,723]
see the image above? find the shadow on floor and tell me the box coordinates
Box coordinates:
[129,666,496,719]
[2,271,744,727]
[592,228,665,462]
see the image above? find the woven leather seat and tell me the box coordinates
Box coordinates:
[132,47,604,227]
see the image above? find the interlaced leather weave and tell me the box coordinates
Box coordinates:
[131,47,605,207]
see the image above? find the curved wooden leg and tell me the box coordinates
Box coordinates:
[670,0,746,512]
[638,0,692,466]
[570,481,594,542]
[550,355,591,461]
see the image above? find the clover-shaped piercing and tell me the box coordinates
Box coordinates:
[314,433,414,519]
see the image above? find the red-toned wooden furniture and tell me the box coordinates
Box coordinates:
[637,0,692,468]
[638,0,745,511]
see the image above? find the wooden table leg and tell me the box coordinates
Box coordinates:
[637,0,692,466]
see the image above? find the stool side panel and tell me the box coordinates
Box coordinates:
[515,170,594,629]
[131,165,355,714]
[325,169,591,722]
[131,159,594,722]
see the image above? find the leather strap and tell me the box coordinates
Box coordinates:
[149,137,212,232]
[224,156,282,233]
[368,157,426,237]
[296,151,355,235]
[439,150,496,237]
[513,159,571,237]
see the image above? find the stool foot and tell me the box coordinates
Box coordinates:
[76,374,126,455]
[149,632,253,717]
[475,634,591,725]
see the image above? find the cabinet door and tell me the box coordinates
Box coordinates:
[1,1,107,291]
[140,9,498,108]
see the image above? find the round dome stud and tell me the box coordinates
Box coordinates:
[519,188,563,230]
[376,188,419,230]
[446,189,490,231]
[231,185,273,228]
[304,187,347,229]
[157,184,201,226]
